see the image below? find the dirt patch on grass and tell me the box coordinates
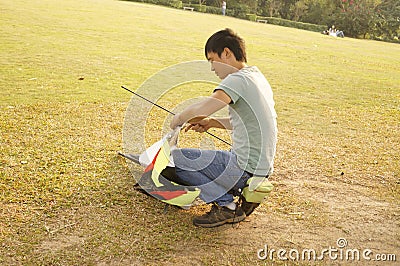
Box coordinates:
[39,235,85,253]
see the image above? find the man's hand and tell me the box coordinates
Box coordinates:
[169,90,231,130]
[170,113,183,129]
[185,116,212,133]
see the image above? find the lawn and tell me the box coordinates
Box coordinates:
[1,0,399,265]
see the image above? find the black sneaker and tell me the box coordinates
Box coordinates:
[193,203,246,228]
[240,196,260,216]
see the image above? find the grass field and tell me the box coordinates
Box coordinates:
[1,0,399,265]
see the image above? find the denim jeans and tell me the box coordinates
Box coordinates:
[171,148,251,206]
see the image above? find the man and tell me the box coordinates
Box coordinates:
[170,28,277,228]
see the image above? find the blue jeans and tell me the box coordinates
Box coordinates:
[171,148,251,206]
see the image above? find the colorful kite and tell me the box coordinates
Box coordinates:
[120,128,200,207]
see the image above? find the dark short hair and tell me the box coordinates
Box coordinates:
[205,28,247,62]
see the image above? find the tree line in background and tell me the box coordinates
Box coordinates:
[127,0,400,42]
[211,0,399,42]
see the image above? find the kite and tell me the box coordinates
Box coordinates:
[119,128,201,207]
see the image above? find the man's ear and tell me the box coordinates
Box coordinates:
[222,47,232,59]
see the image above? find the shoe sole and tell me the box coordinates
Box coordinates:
[193,215,246,228]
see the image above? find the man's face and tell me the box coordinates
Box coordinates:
[207,51,238,80]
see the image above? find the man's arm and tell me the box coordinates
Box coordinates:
[170,89,231,129]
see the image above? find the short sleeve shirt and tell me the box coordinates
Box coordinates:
[215,66,277,176]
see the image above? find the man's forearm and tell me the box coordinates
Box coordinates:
[170,94,229,129]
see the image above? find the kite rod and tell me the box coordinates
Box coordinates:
[121,85,232,146]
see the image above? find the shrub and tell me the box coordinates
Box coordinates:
[206,6,221,15]
[246,13,257,22]
[226,3,249,19]
[170,0,182,9]
[185,4,204,12]
[257,16,326,32]
[124,0,180,8]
